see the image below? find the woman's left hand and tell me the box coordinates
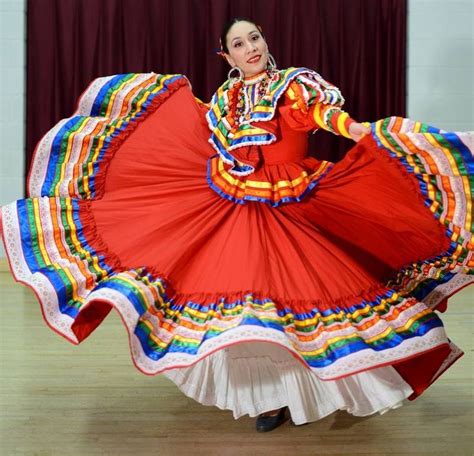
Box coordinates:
[348,122,371,142]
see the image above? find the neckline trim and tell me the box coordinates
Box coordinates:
[243,70,268,85]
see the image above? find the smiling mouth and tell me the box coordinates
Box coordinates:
[247,55,261,64]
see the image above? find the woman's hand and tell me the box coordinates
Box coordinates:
[348,122,371,142]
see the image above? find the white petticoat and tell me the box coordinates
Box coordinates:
[163,341,414,425]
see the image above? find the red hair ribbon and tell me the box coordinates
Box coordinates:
[216,37,226,58]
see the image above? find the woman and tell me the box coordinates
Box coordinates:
[1,18,472,433]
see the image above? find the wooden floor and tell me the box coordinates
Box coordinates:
[0,269,472,456]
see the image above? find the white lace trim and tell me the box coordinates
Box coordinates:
[1,201,465,380]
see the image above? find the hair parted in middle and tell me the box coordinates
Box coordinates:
[217,17,265,59]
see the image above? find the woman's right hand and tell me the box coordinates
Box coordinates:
[348,122,371,142]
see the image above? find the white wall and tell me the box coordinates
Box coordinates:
[0,0,25,258]
[408,0,474,130]
[0,1,473,258]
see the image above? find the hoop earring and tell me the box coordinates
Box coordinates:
[228,66,244,83]
[267,53,277,70]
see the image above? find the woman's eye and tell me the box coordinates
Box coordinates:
[235,42,242,47]
[252,35,259,40]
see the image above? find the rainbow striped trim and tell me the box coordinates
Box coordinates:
[28,73,190,200]
[370,118,473,305]
[0,197,453,378]
[109,272,449,375]
[207,155,334,206]
[1,67,472,380]
[205,67,344,176]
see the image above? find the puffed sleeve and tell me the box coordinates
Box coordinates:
[278,73,358,139]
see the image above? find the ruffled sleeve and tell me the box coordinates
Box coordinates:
[278,72,358,139]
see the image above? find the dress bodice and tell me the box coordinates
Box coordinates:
[205,67,351,206]
[207,108,333,207]
[252,115,309,166]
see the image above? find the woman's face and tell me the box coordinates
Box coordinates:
[224,21,269,77]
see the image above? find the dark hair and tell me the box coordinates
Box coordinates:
[219,17,264,54]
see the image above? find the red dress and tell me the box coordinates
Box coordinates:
[1,68,472,423]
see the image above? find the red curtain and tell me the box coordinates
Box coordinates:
[26,0,406,179]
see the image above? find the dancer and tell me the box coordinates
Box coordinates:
[1,17,472,433]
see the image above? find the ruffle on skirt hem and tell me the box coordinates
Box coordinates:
[164,341,413,425]
[1,72,472,415]
[0,204,462,383]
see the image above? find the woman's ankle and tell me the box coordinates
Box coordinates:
[259,407,285,417]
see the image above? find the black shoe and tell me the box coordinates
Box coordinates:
[255,406,288,432]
